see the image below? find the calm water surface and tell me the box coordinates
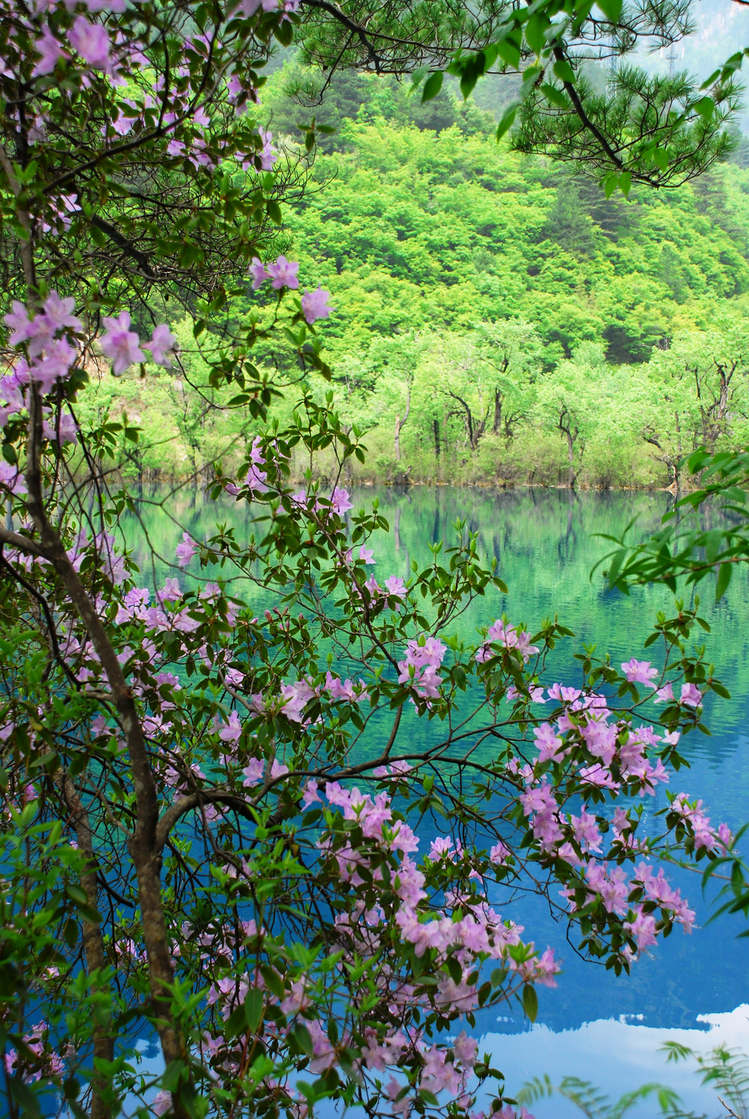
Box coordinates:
[125,486,749,1114]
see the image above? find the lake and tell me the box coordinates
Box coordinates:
[124,485,749,1116]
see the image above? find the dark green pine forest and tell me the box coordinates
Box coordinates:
[77,60,749,490]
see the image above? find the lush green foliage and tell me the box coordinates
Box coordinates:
[84,93,749,488]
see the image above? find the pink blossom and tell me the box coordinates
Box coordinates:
[176,532,197,567]
[301,287,333,325]
[302,779,321,808]
[385,576,407,598]
[280,679,315,722]
[242,758,264,786]
[31,337,77,392]
[386,1077,411,1118]
[257,127,277,170]
[547,683,581,703]
[68,17,112,72]
[43,291,81,332]
[219,711,242,743]
[42,411,78,445]
[152,1091,172,1116]
[570,808,602,852]
[654,681,675,704]
[100,312,144,375]
[143,324,177,367]
[0,462,26,495]
[249,257,269,288]
[4,302,34,346]
[534,722,564,763]
[625,907,657,951]
[680,683,702,707]
[476,619,539,664]
[33,25,68,76]
[330,486,352,514]
[621,658,658,685]
[266,255,299,290]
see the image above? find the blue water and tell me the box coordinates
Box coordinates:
[124,485,749,1113]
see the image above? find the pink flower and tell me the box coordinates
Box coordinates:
[257,127,277,170]
[4,301,34,346]
[654,681,675,704]
[33,25,68,76]
[176,533,197,567]
[0,462,26,495]
[330,486,352,514]
[625,907,657,951]
[100,312,144,375]
[43,291,81,332]
[680,683,702,707]
[489,840,510,864]
[219,711,242,743]
[31,337,76,391]
[358,546,375,565]
[621,659,658,685]
[143,324,177,367]
[249,257,269,288]
[534,722,564,763]
[242,758,264,786]
[152,1091,172,1116]
[301,287,332,325]
[266,255,299,290]
[42,411,78,445]
[68,17,112,72]
[385,575,406,599]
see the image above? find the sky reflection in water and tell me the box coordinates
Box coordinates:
[125,485,749,1111]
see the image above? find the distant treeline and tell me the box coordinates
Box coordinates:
[76,66,749,489]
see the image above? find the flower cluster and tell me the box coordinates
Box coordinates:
[397,635,447,700]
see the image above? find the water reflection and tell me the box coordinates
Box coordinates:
[121,486,749,1100]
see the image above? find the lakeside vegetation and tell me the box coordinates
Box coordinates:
[73,67,749,489]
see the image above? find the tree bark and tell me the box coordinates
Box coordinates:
[394,380,411,462]
[14,231,189,1114]
[58,775,114,1119]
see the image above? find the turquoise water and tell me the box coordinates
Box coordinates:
[123,485,749,1112]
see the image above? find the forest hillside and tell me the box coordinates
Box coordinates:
[77,67,749,489]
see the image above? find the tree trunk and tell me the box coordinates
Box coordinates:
[394,381,411,462]
[432,418,440,459]
[59,774,114,1119]
[493,389,502,436]
[566,427,575,489]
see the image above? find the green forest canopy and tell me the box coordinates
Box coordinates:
[77,67,749,490]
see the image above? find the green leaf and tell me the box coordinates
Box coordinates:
[652,147,669,171]
[291,1024,313,1057]
[522,984,538,1022]
[525,13,549,55]
[596,0,623,21]
[8,1077,42,1118]
[496,37,521,70]
[552,59,576,85]
[274,19,293,46]
[496,102,518,142]
[245,987,264,1032]
[540,82,569,109]
[695,96,715,121]
[421,71,444,104]
[715,561,732,602]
